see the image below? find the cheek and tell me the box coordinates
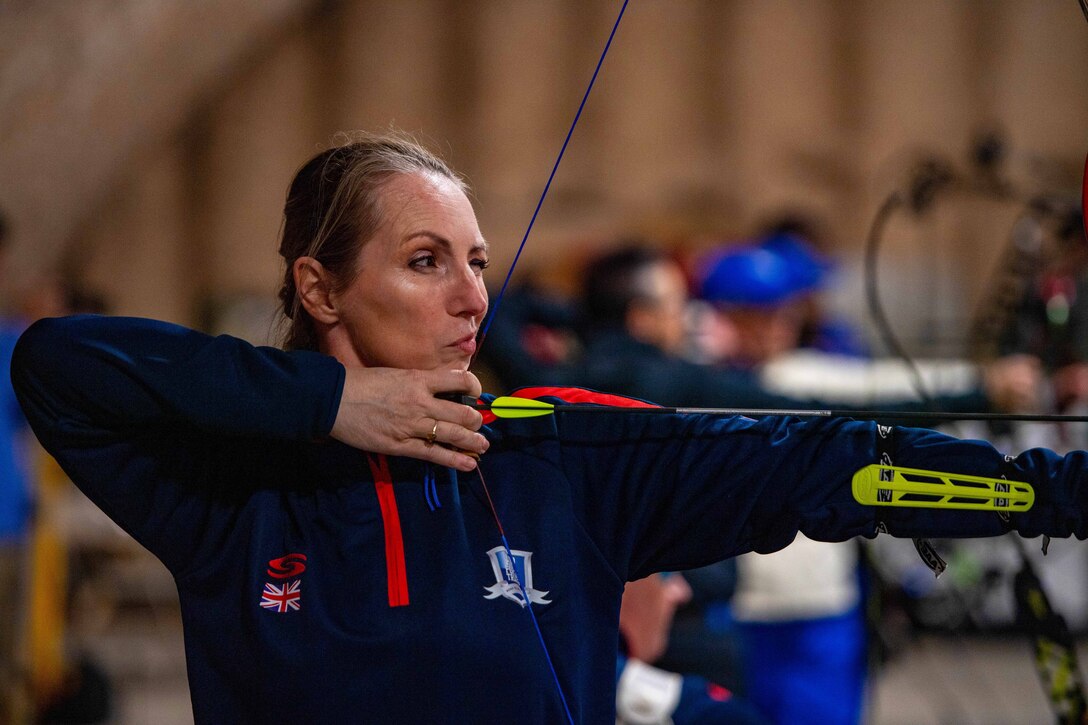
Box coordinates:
[377,283,449,337]
[354,276,431,319]
[478,283,490,320]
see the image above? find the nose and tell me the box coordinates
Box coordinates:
[450,264,488,322]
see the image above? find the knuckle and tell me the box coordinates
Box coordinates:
[461,406,481,429]
[410,369,430,390]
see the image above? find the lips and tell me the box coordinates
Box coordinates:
[453,333,477,356]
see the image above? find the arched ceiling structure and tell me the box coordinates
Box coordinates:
[0,0,315,284]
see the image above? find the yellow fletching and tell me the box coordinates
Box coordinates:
[852,464,1034,512]
[488,396,556,419]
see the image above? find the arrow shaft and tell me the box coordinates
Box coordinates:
[479,403,1088,423]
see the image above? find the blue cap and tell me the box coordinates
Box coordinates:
[699,241,824,306]
[759,233,831,290]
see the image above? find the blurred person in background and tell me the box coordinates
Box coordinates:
[617,573,767,725]
[23,278,113,725]
[576,244,823,410]
[753,213,869,358]
[0,211,33,723]
[0,240,114,724]
[694,238,1046,725]
[996,209,1088,417]
[578,243,1039,424]
[695,241,868,725]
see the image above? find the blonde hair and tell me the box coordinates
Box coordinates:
[277,131,466,350]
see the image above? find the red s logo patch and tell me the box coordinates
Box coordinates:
[267,553,307,579]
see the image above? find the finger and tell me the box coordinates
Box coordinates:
[461,369,482,398]
[434,420,490,455]
[431,398,484,431]
[420,417,441,446]
[424,419,488,456]
[399,437,478,471]
[424,368,482,398]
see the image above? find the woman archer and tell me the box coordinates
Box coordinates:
[11,132,1088,724]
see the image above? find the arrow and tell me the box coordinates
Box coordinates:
[475,395,1088,424]
[466,395,1039,512]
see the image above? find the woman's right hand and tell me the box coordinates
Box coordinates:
[330,367,488,471]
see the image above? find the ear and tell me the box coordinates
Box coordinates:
[293,257,339,324]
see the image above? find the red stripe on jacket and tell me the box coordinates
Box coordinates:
[366,453,410,608]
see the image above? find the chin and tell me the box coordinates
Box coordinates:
[427,350,469,371]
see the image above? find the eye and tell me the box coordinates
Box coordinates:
[409,253,437,270]
[471,257,491,272]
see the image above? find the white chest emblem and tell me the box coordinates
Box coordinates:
[483,546,552,608]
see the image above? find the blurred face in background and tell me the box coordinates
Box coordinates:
[625,260,689,355]
[719,301,805,368]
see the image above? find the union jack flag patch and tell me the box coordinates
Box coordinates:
[260,580,301,613]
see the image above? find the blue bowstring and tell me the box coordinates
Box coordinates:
[472,2,630,722]
[477,462,577,723]
[498,533,575,725]
[476,0,631,352]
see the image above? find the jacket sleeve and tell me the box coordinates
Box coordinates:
[554,404,1088,582]
[10,315,346,574]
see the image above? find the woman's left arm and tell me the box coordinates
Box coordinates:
[557,408,1088,582]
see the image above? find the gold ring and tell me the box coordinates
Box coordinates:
[426,420,439,447]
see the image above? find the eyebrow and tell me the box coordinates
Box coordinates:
[405,231,489,255]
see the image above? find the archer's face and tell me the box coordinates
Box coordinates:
[330,172,489,371]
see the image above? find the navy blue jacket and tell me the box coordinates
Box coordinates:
[10,315,1088,724]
